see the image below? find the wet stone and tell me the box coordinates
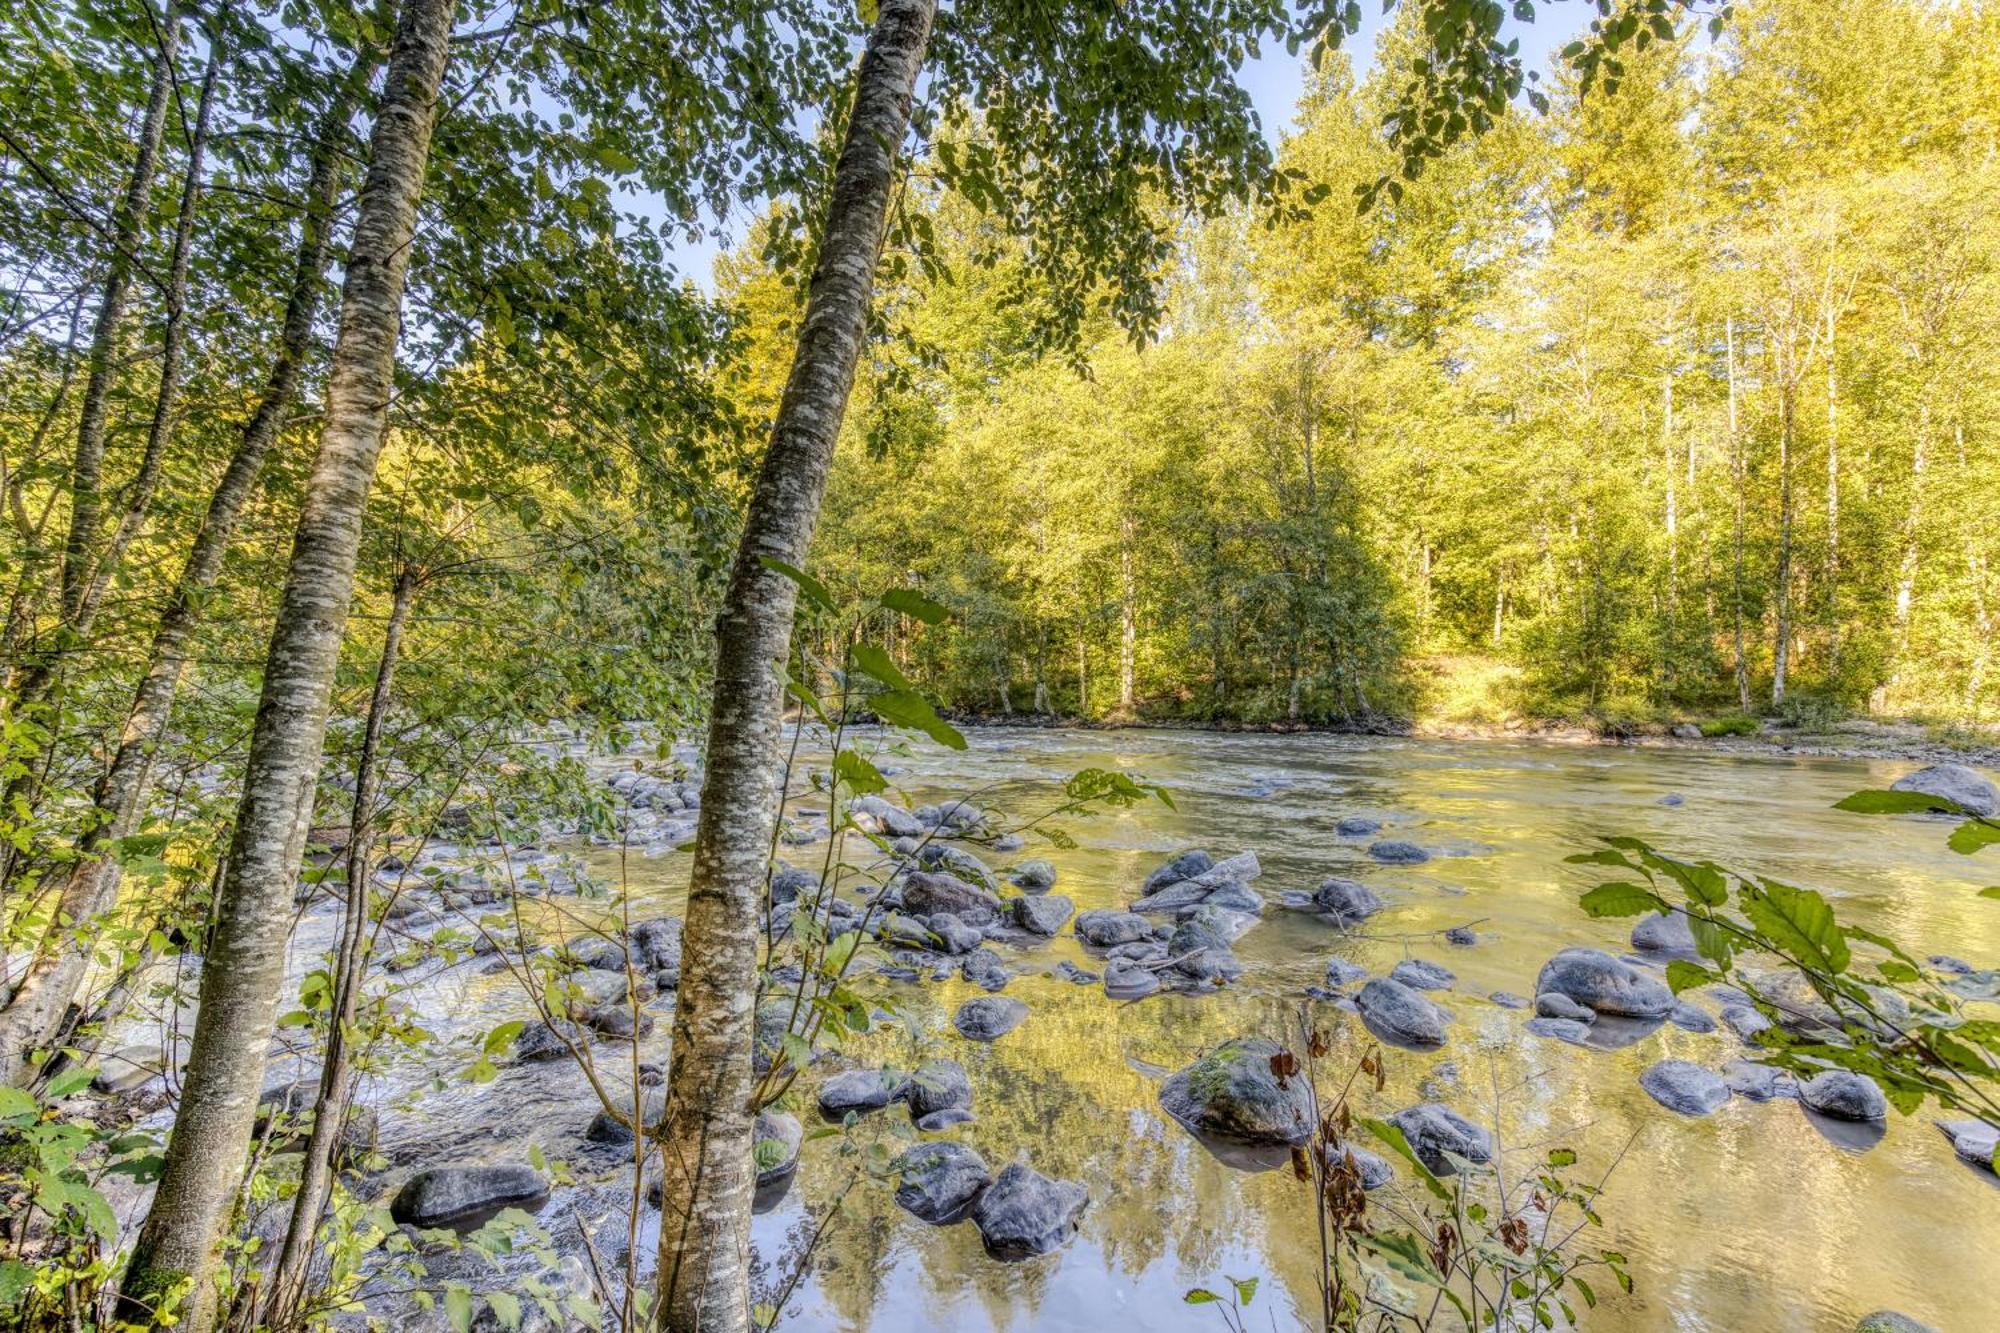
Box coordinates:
[1631,911,1697,955]
[1158,1036,1315,1146]
[1075,910,1152,948]
[1723,1061,1795,1101]
[969,1162,1088,1259]
[1310,877,1384,925]
[1444,926,1477,946]
[1721,1004,1771,1040]
[1489,991,1529,1009]
[818,1068,907,1118]
[1053,960,1099,985]
[1936,1120,1998,1172]
[1386,1103,1493,1174]
[1524,1017,1592,1045]
[1640,1059,1731,1116]
[1534,991,1595,1022]
[1143,849,1214,893]
[1336,816,1382,837]
[1669,1001,1717,1034]
[1356,978,1448,1048]
[1368,840,1430,865]
[1011,859,1058,892]
[1890,762,1999,817]
[900,1058,972,1119]
[1534,947,1673,1018]
[1103,963,1161,999]
[953,996,1029,1042]
[1011,893,1073,936]
[900,870,1002,925]
[1323,958,1368,989]
[391,1165,547,1229]
[1799,1070,1887,1122]
[959,948,1012,992]
[1389,958,1454,991]
[894,1142,993,1224]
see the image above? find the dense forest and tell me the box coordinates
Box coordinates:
[744,0,2000,727]
[2,1,1997,1331]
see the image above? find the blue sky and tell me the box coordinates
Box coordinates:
[663,4,1597,288]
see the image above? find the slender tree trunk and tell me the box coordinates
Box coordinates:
[1772,378,1795,707]
[1824,303,1840,663]
[1076,630,1088,716]
[1728,317,1750,711]
[1117,513,1135,714]
[0,78,359,1087]
[1892,405,1930,678]
[263,569,415,1331]
[1663,360,1677,690]
[118,2,453,1320]
[652,4,934,1329]
[57,13,179,630]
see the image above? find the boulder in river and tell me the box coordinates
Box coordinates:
[1075,909,1152,948]
[1889,762,1999,817]
[1721,1003,1771,1040]
[1534,947,1673,1018]
[900,870,1001,924]
[926,912,983,954]
[1386,1103,1493,1174]
[900,1058,972,1120]
[391,1165,547,1228]
[1336,816,1382,838]
[1011,859,1058,892]
[970,1162,1088,1259]
[1639,1059,1731,1117]
[1935,1119,1998,1172]
[959,947,1012,991]
[1158,1036,1314,1146]
[1356,978,1448,1049]
[894,1141,993,1223]
[1722,1060,1796,1101]
[1668,1001,1717,1034]
[752,1111,803,1187]
[1799,1070,1887,1122]
[1524,1017,1592,1045]
[1389,958,1454,991]
[916,843,1005,895]
[1144,849,1214,893]
[954,996,1029,1042]
[851,794,925,838]
[1324,958,1368,989]
[818,1068,908,1118]
[1368,840,1430,865]
[1011,893,1073,936]
[1533,991,1595,1022]
[1103,962,1161,999]
[1631,910,1697,955]
[1310,877,1383,925]
[1854,1314,1940,1333]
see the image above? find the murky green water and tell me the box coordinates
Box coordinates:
[336,729,2000,1331]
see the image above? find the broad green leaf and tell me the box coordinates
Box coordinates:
[445,1284,473,1333]
[0,1259,33,1308]
[879,588,951,624]
[486,1291,522,1331]
[1833,789,1966,815]
[43,1066,96,1100]
[1578,881,1663,918]
[1360,1117,1449,1201]
[1230,1276,1259,1306]
[484,1020,526,1056]
[1353,1229,1446,1286]
[0,1087,37,1124]
[849,643,911,691]
[832,750,887,796]
[1183,1290,1219,1305]
[869,689,966,751]
[1980,887,2000,900]
[759,557,836,612]
[1665,960,1714,993]
[1948,819,2000,856]
[1743,879,1849,976]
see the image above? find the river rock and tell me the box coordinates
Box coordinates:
[1936,1119,1998,1171]
[1075,909,1152,948]
[1011,893,1073,936]
[752,1111,803,1186]
[1144,849,1215,892]
[818,1068,907,1118]
[586,1089,667,1144]
[768,864,818,907]
[1631,910,1697,955]
[1311,877,1384,925]
[1357,978,1448,1048]
[1489,991,1529,1009]
[1854,1314,1940,1333]
[851,795,925,838]
[1386,1103,1493,1174]
[1723,1061,1796,1101]
[1669,1001,1717,1034]
[1721,1003,1771,1040]
[900,1058,971,1120]
[926,912,982,954]
[1054,960,1099,985]
[1640,1059,1731,1116]
[1534,947,1673,1018]
[1389,958,1454,991]
[1336,816,1381,837]
[901,870,1002,924]
[916,843,1004,895]
[1011,859,1057,892]
[1103,963,1161,998]
[1533,991,1594,1022]
[959,947,1012,991]
[1324,958,1368,989]
[391,1165,547,1228]
[954,996,1029,1042]
[752,1000,813,1076]
[512,1018,587,1062]
[970,1162,1088,1259]
[1525,1017,1592,1044]
[893,1142,992,1223]
[1444,925,1477,946]
[1800,1070,1887,1121]
[1158,1037,1313,1145]
[581,1004,653,1040]
[1368,840,1430,865]
[1890,762,1999,816]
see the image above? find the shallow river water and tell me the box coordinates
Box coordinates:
[262,728,2000,1332]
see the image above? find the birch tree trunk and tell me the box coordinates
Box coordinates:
[1118,513,1136,713]
[652,3,934,1329]
[118,1,454,1319]
[0,77,359,1087]
[1727,316,1750,711]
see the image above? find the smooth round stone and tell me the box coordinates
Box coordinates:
[1639,1059,1731,1116]
[1143,849,1214,893]
[1389,958,1454,991]
[1936,1120,1998,1171]
[1310,877,1384,924]
[817,1068,907,1118]
[1488,991,1529,1009]
[969,1162,1088,1259]
[1534,992,1595,1023]
[1631,910,1697,955]
[953,996,1029,1042]
[1889,762,1998,816]
[390,1165,547,1228]
[1534,947,1673,1018]
[1799,1070,1887,1122]
[1669,1001,1717,1033]
[1323,958,1368,989]
[893,1141,992,1223]
[1158,1036,1314,1147]
[1103,963,1161,999]
[1075,909,1152,948]
[1010,859,1058,891]
[1524,1016,1592,1045]
[901,1058,971,1118]
[1335,816,1381,837]
[1011,893,1073,935]
[1368,839,1430,864]
[1356,977,1448,1048]
[1386,1103,1493,1174]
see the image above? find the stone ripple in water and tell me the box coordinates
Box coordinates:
[277,728,2000,1330]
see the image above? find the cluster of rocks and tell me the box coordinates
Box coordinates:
[817,1057,976,1131]
[892,1146,1088,1258]
[605,767,702,815]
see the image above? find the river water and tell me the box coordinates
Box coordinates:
[263,728,2000,1331]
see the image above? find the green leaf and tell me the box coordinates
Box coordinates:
[1546,1148,1577,1168]
[1665,960,1714,994]
[43,1066,96,1100]
[1834,789,1965,815]
[1742,879,1850,975]
[1578,881,1664,918]
[1230,1276,1259,1306]
[879,587,951,624]
[1353,1229,1446,1286]
[832,749,888,796]
[869,689,967,751]
[0,1259,34,1308]
[1183,1289,1219,1305]
[0,1087,37,1124]
[1360,1117,1450,1200]
[759,557,836,613]
[484,1020,525,1056]
[849,643,911,691]
[445,1284,473,1333]
[486,1291,522,1332]
[1948,819,2000,856]
[1980,887,2000,900]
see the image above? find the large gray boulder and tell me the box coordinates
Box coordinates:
[1368,840,1430,865]
[1012,893,1074,936]
[1890,763,1999,817]
[1075,909,1152,948]
[390,1165,546,1228]
[1143,849,1214,893]
[893,1141,992,1223]
[901,870,1002,924]
[1157,1036,1314,1146]
[1311,877,1384,925]
[969,1162,1088,1259]
[900,1058,972,1120]
[1631,910,1697,955]
[817,1068,907,1118]
[1534,947,1674,1018]
[1389,958,1454,991]
[752,1111,803,1187]
[1800,1070,1887,1122]
[1386,1103,1493,1174]
[851,794,924,838]
[1357,978,1448,1048]
[1011,859,1058,892]
[953,996,1029,1042]
[1936,1119,1998,1171]
[1639,1059,1731,1116]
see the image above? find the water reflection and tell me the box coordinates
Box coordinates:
[354,730,1996,1330]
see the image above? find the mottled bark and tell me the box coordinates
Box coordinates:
[0,77,358,1088]
[263,569,416,1330]
[652,3,934,1329]
[118,0,453,1320]
[1118,514,1136,713]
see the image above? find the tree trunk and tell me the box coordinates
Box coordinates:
[651,3,934,1330]
[1824,303,1839,662]
[0,75,359,1087]
[57,12,179,630]
[1892,406,1930,677]
[1662,360,1677,690]
[1727,317,1750,711]
[262,569,416,1330]
[118,1,453,1320]
[1117,514,1136,713]
[1772,378,1795,707]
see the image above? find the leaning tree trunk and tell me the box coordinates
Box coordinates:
[652,3,935,1329]
[118,1,453,1321]
[262,568,416,1330]
[0,75,360,1089]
